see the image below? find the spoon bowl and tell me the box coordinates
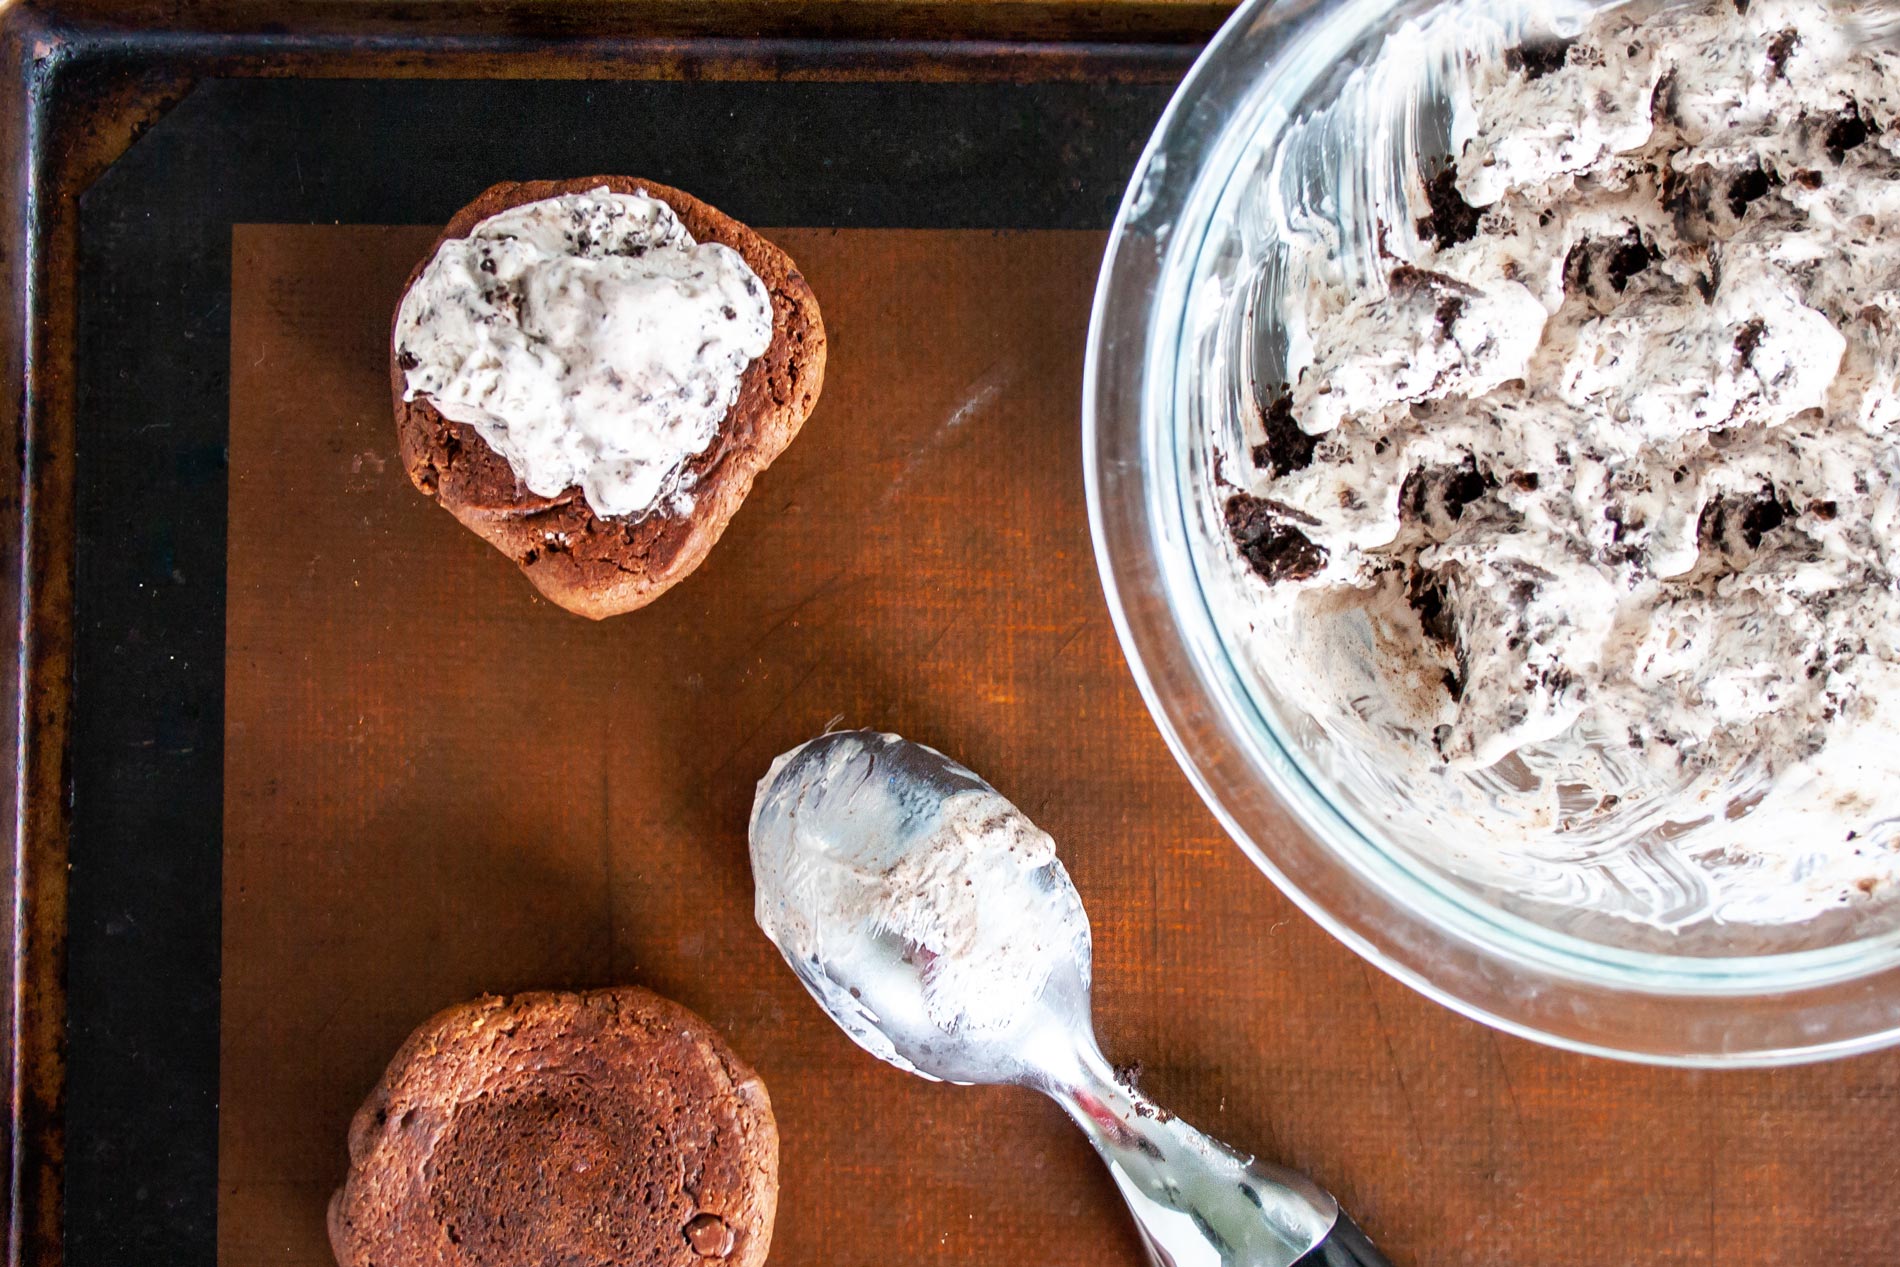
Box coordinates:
[750,729,1391,1267]
[749,730,1091,1085]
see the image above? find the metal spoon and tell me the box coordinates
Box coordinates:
[749,729,1389,1267]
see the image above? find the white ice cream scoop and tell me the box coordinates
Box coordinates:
[749,729,1389,1267]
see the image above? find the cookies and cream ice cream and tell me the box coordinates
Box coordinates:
[394,186,773,520]
[1221,0,1900,919]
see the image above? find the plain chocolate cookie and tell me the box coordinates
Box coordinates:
[392,177,827,619]
[328,988,778,1267]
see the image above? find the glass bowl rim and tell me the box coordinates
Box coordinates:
[1081,0,1900,1066]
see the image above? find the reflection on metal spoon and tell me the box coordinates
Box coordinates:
[750,729,1391,1267]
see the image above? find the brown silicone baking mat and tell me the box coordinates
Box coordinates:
[10,5,1900,1266]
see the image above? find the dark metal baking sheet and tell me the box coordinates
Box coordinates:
[0,8,1205,1263]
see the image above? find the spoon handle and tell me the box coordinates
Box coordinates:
[1293,1211,1389,1266]
[1043,1043,1388,1267]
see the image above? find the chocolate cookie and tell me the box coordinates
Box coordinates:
[392,177,827,619]
[328,988,778,1267]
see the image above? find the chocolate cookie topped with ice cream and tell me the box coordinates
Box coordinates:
[393,177,826,618]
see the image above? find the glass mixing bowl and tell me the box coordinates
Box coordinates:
[1083,0,1900,1064]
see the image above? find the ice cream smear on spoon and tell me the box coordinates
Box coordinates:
[749,730,1388,1267]
[748,729,1091,1079]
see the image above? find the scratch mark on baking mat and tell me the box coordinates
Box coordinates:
[882,361,1015,506]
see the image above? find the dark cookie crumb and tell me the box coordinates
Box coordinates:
[1114,1061,1175,1122]
[1604,232,1659,292]
[1539,664,1577,698]
[1559,225,1658,306]
[1564,239,1592,292]
[1406,569,1467,700]
[1733,318,1768,368]
[1504,35,1578,79]
[1699,484,1796,555]
[1660,164,1702,233]
[1651,67,1681,125]
[1739,492,1791,548]
[1417,167,1482,248]
[1251,393,1319,478]
[1602,504,1647,567]
[1225,492,1328,583]
[1767,28,1799,80]
[1400,454,1493,534]
[1434,294,1467,335]
[1726,163,1775,219]
[1389,263,1480,307]
[1375,218,1398,260]
[1826,100,1877,164]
